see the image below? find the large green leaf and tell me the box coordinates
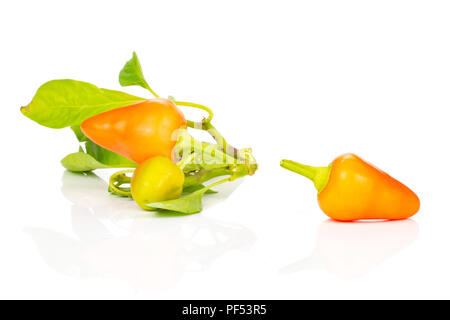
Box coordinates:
[21,79,145,129]
[119,52,152,92]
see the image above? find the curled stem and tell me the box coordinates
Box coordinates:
[175,101,214,124]
[109,169,134,197]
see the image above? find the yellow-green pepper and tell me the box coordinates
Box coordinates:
[131,156,184,210]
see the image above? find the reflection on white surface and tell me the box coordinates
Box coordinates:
[26,172,256,291]
[281,219,419,279]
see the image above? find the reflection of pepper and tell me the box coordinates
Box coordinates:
[81,98,186,163]
[280,154,420,221]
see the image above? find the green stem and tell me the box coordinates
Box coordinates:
[174,129,238,165]
[172,100,242,160]
[183,167,233,188]
[199,141,238,165]
[202,122,240,158]
[177,153,195,170]
[144,83,159,98]
[174,101,214,124]
[185,121,240,160]
[146,82,236,159]
[109,169,134,197]
[280,159,331,193]
[202,176,232,191]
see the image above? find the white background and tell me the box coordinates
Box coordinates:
[1,0,449,299]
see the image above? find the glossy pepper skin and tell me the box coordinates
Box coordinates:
[280,154,420,221]
[81,98,186,163]
[131,156,184,210]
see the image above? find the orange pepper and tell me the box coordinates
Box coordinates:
[81,98,186,163]
[280,154,420,221]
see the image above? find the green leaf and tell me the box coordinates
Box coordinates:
[61,147,137,172]
[85,140,137,167]
[145,177,229,214]
[21,79,145,129]
[145,188,206,214]
[182,184,218,195]
[70,125,88,142]
[119,52,152,92]
[61,152,110,172]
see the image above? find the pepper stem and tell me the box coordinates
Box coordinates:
[175,101,214,123]
[177,153,195,170]
[109,169,134,197]
[280,159,331,193]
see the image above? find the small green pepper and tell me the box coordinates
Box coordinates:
[131,156,184,210]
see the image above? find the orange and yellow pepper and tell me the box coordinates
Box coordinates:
[280,153,420,221]
[81,98,186,163]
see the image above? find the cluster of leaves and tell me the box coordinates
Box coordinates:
[21,53,257,214]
